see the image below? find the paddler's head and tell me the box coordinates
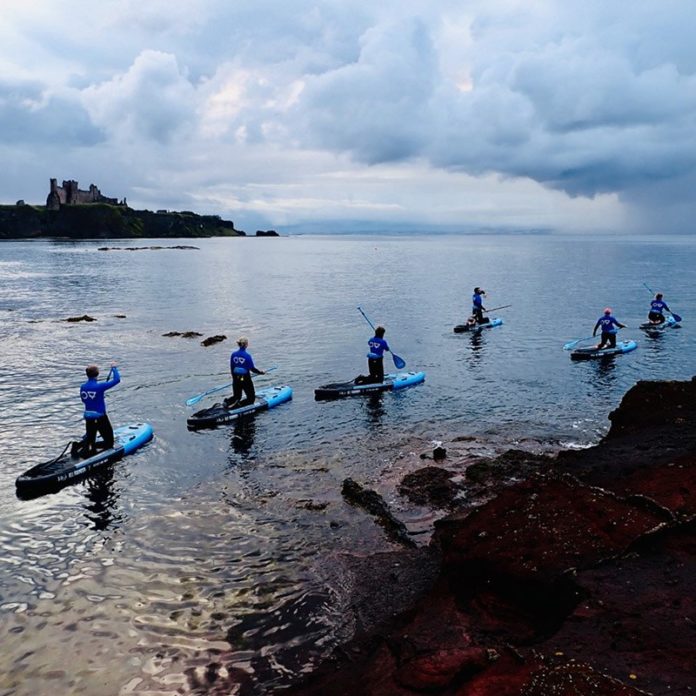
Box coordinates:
[86,364,99,378]
[375,326,386,338]
[604,307,612,315]
[656,293,663,300]
[237,336,249,348]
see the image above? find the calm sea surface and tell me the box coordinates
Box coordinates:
[0,234,694,694]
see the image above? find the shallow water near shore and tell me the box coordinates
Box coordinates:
[0,233,694,693]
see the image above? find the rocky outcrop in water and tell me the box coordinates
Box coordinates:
[162,331,203,338]
[64,315,96,322]
[342,478,417,548]
[201,335,227,347]
[289,377,696,696]
[98,245,200,251]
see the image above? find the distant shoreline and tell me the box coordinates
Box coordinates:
[0,203,254,239]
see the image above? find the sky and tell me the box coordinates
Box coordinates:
[1,0,695,234]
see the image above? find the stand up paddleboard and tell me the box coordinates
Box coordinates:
[187,385,292,429]
[453,318,503,334]
[570,340,638,361]
[314,371,425,400]
[16,422,154,496]
[639,316,680,333]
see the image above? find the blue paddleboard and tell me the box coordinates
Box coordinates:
[187,385,292,429]
[16,422,154,495]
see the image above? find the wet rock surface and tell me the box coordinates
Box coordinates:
[342,478,417,548]
[64,314,96,322]
[98,245,201,250]
[288,377,696,696]
[162,330,204,338]
[201,334,227,346]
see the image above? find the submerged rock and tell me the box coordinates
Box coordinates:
[342,478,416,548]
[398,466,461,509]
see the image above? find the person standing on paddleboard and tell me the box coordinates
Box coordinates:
[367,326,390,383]
[648,293,671,324]
[593,308,627,350]
[472,287,487,324]
[75,362,120,457]
[224,337,266,409]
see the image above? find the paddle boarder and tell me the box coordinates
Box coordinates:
[593,308,627,350]
[367,326,391,383]
[224,337,266,409]
[74,362,120,457]
[472,287,487,324]
[648,293,671,324]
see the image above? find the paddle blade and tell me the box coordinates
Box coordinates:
[672,313,682,323]
[392,353,406,369]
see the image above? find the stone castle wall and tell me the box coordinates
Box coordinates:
[46,178,123,210]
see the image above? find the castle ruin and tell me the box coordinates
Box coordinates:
[46,178,126,210]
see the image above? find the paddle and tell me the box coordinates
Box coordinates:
[357,306,406,369]
[483,304,512,313]
[563,336,595,351]
[185,366,278,406]
[643,282,682,323]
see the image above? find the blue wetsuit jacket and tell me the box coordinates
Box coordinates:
[472,292,484,312]
[367,336,390,359]
[650,300,670,313]
[594,315,621,334]
[80,367,120,419]
[230,349,261,376]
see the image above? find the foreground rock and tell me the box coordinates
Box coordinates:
[288,378,696,695]
[342,478,417,548]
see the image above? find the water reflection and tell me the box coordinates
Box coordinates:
[465,332,484,367]
[363,394,386,425]
[83,468,123,531]
[231,417,257,457]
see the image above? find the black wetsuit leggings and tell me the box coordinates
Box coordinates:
[648,311,664,323]
[598,332,617,349]
[473,307,484,323]
[231,373,256,407]
[368,357,384,383]
[85,415,114,452]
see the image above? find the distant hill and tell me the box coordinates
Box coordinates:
[0,204,245,239]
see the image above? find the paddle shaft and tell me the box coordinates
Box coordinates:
[186,366,278,406]
[356,307,406,369]
[643,283,681,322]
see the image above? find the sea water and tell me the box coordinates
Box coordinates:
[0,233,694,693]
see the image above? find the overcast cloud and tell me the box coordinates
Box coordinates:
[1,0,694,232]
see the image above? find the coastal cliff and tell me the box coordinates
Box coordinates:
[0,204,244,239]
[288,377,696,696]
